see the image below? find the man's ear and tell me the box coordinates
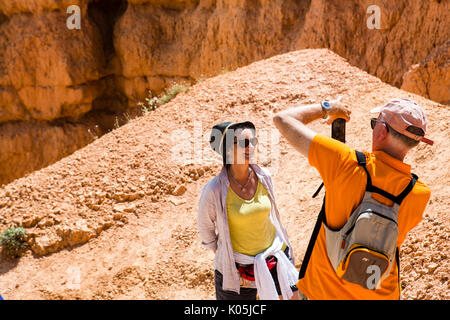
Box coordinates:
[372,124,387,146]
[380,123,390,140]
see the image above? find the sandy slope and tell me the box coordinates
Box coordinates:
[0,49,448,299]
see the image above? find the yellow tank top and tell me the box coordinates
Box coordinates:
[226,180,276,256]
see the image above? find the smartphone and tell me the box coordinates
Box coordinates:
[332,118,346,143]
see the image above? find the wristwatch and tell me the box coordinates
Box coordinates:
[320,101,331,119]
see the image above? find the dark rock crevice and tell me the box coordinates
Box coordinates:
[87,0,128,66]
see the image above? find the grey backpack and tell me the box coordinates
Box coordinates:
[299,150,417,291]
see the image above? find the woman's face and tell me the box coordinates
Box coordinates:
[227,128,257,165]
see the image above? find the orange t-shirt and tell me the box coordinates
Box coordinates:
[297,134,431,300]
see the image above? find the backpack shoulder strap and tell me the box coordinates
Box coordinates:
[396,247,401,298]
[355,150,414,205]
[298,195,325,280]
[394,173,418,204]
[355,150,367,166]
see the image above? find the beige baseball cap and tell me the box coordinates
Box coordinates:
[371,98,434,145]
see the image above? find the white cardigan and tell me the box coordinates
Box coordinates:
[197,164,296,294]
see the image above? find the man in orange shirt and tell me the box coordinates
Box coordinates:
[273,98,432,299]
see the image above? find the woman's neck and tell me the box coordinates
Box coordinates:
[229,164,250,184]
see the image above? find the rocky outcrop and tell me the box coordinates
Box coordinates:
[0,4,103,123]
[114,0,449,100]
[401,41,450,105]
[0,0,127,185]
[297,0,449,89]
[0,0,448,185]
[0,121,95,185]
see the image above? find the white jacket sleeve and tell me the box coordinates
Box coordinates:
[197,184,218,251]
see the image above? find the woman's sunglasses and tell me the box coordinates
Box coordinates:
[234,137,258,148]
[370,118,389,132]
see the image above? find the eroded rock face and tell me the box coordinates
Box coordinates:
[0,0,448,185]
[114,0,449,101]
[115,0,311,98]
[0,0,84,17]
[296,0,449,89]
[401,41,450,105]
[0,121,95,184]
[0,0,126,185]
[0,8,104,122]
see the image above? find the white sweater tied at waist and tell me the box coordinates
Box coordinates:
[233,233,299,300]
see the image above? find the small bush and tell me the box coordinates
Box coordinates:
[159,84,189,105]
[139,84,190,115]
[0,227,28,257]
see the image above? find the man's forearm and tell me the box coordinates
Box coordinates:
[273,104,321,157]
[273,101,351,157]
[276,103,326,125]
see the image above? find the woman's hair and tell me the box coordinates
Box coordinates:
[209,121,256,171]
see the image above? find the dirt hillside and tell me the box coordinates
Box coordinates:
[0,49,448,299]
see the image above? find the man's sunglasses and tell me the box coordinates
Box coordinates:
[370,118,389,132]
[234,137,258,148]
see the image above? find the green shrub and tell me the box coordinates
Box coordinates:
[139,95,158,114]
[139,84,190,115]
[0,227,28,257]
[159,84,190,105]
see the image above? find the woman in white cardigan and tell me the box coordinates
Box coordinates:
[197,121,299,300]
